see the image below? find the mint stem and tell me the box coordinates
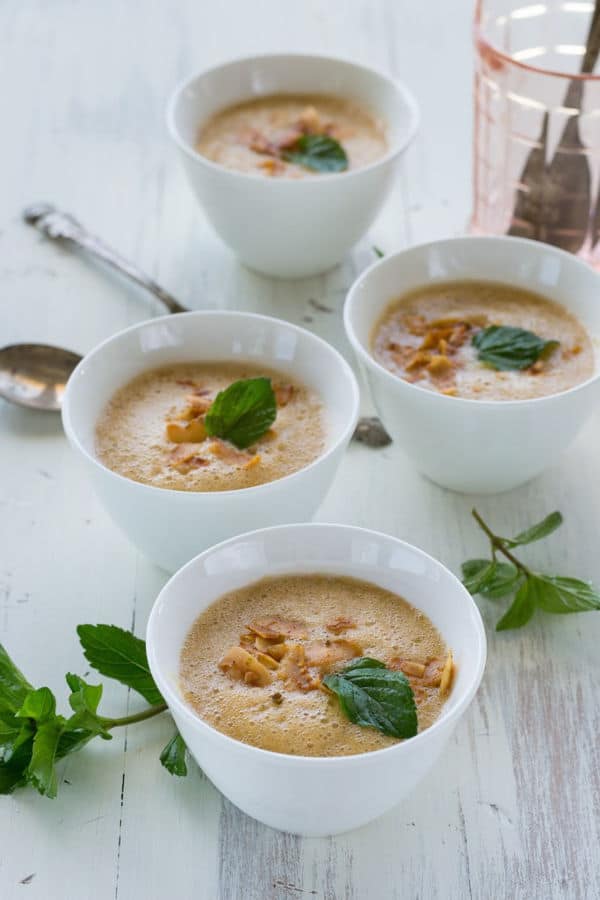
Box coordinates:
[471,509,531,574]
[102,703,168,729]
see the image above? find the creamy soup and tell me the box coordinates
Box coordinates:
[197,94,387,178]
[180,574,453,757]
[372,280,594,401]
[95,363,324,492]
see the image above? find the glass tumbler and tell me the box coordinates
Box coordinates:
[472,0,600,267]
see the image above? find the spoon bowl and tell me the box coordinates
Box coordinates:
[0,344,81,412]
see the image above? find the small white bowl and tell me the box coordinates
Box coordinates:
[62,311,359,572]
[146,522,486,836]
[344,236,600,494]
[167,53,419,278]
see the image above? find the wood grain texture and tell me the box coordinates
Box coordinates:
[1,1,599,898]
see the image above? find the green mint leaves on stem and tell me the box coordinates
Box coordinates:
[282,134,348,173]
[323,657,418,739]
[472,325,559,371]
[204,377,277,450]
[0,625,188,799]
[462,509,600,631]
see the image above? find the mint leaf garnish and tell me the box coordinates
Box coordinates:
[472,325,559,371]
[77,624,163,706]
[282,134,348,173]
[160,732,188,777]
[463,509,600,630]
[323,657,417,739]
[204,377,276,450]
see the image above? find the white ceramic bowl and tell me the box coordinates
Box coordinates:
[61,311,359,572]
[147,523,486,836]
[167,53,419,278]
[344,236,600,494]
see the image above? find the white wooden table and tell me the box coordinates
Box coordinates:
[2,1,599,898]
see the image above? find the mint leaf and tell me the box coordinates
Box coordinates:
[282,134,348,173]
[462,559,522,599]
[14,688,65,797]
[496,580,536,631]
[0,728,34,794]
[528,575,600,614]
[16,687,56,723]
[26,717,65,798]
[323,657,417,739]
[160,732,188,777]
[372,245,385,258]
[204,377,277,450]
[462,559,497,594]
[472,326,559,371]
[77,625,163,706]
[0,644,33,713]
[65,674,111,740]
[504,511,563,548]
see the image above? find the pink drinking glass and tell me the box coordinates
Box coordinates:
[472,0,600,267]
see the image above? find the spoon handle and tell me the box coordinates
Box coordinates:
[23,203,187,315]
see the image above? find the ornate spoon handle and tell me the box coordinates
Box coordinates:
[23,203,187,315]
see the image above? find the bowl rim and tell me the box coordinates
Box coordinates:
[166,51,420,185]
[61,309,360,499]
[146,521,487,767]
[344,234,600,409]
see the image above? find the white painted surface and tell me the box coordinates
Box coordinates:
[1,1,598,898]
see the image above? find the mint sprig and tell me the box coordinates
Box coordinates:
[462,509,600,631]
[323,657,417,739]
[0,625,189,799]
[282,134,348,173]
[472,325,559,371]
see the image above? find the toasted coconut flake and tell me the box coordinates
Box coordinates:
[166,417,207,444]
[439,652,454,697]
[248,617,307,640]
[168,444,210,474]
[427,354,453,377]
[405,351,432,372]
[422,657,445,687]
[218,646,272,687]
[277,643,318,692]
[389,658,426,678]
[209,439,255,466]
[303,639,362,671]
[326,617,356,635]
[297,105,322,133]
[274,383,296,407]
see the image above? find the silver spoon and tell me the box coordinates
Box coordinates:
[3,205,391,444]
[0,343,81,412]
[23,203,187,315]
[0,204,189,412]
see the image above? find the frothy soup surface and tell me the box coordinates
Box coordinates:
[95,363,324,492]
[197,93,387,178]
[180,574,453,757]
[372,280,594,400]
